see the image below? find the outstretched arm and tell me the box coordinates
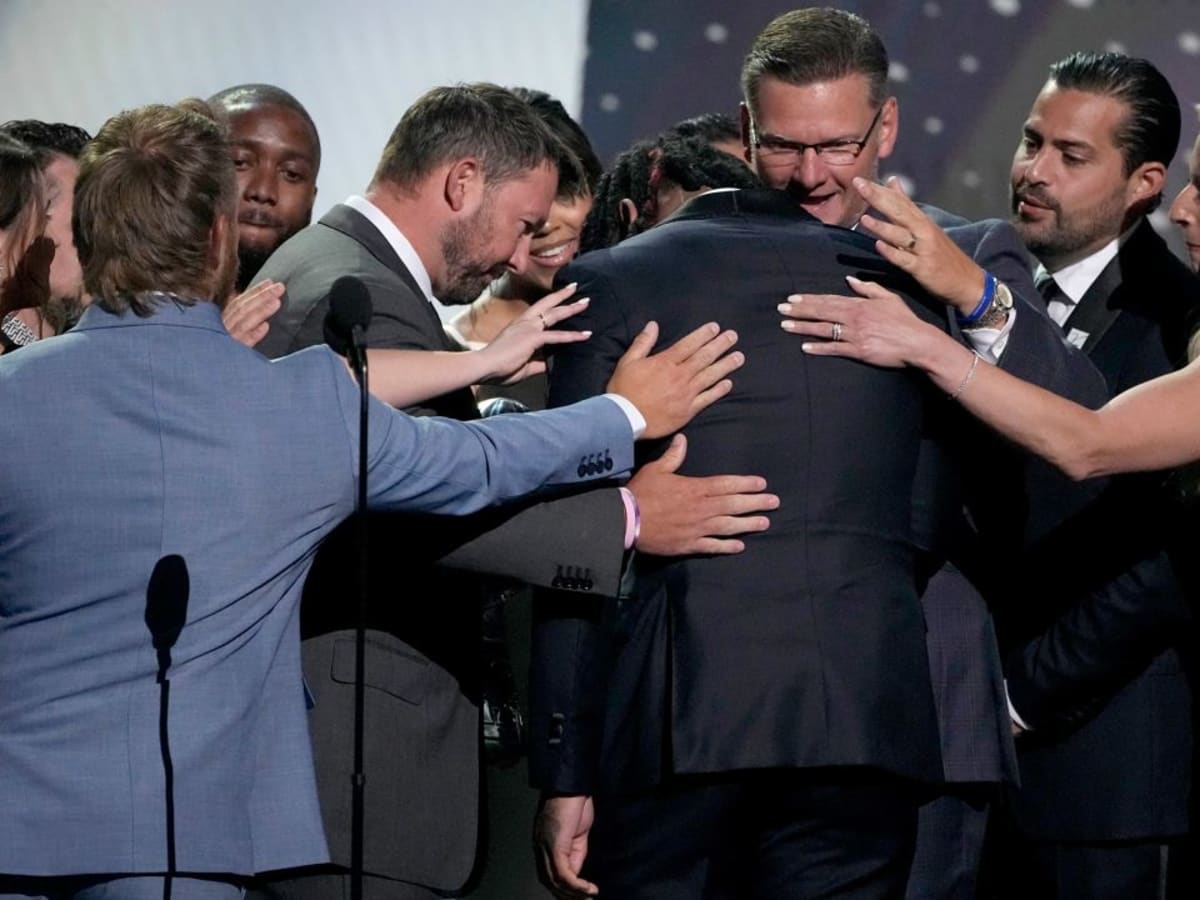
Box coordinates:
[367,283,592,407]
[779,277,1200,479]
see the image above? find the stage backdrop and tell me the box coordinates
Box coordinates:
[580,0,1200,243]
[2,0,1196,267]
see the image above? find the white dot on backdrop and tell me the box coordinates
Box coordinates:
[889,61,910,83]
[1180,32,1200,55]
[962,170,983,189]
[924,117,944,135]
[923,2,942,17]
[632,30,658,52]
[705,22,728,43]
[990,0,1020,16]
[1065,0,1096,8]
[599,93,621,113]
[1149,209,1171,232]
[959,54,980,74]
[1104,40,1126,54]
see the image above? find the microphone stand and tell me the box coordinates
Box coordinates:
[347,331,369,900]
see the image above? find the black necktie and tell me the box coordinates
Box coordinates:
[1036,273,1071,329]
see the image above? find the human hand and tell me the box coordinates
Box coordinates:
[0,235,54,318]
[854,176,987,315]
[607,321,743,439]
[479,282,592,384]
[779,276,946,368]
[534,794,598,898]
[222,280,284,348]
[630,434,778,555]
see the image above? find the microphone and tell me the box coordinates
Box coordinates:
[144,553,189,897]
[145,553,190,677]
[322,274,374,897]
[324,275,373,364]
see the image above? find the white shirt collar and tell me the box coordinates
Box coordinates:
[1035,222,1138,305]
[344,194,436,306]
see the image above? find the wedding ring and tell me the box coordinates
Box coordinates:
[831,322,843,341]
[903,233,918,251]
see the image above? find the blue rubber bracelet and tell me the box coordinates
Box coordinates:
[957,272,997,326]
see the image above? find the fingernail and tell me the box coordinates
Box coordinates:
[781,320,796,330]
[577,297,590,305]
[846,275,862,283]
[566,281,577,290]
[581,330,592,337]
[776,303,791,313]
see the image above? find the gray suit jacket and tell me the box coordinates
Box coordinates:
[254,204,629,888]
[0,299,633,877]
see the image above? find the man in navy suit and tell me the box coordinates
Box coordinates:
[533,10,1104,899]
[985,51,1197,900]
[0,98,708,900]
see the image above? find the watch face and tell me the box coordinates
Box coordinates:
[996,282,1014,310]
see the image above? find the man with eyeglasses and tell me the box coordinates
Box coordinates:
[737,9,1113,900]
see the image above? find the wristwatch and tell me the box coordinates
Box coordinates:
[964,279,1013,330]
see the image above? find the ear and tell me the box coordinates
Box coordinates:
[208,213,230,269]
[739,102,753,163]
[619,198,639,232]
[442,158,484,214]
[1127,160,1166,211]
[875,96,900,162]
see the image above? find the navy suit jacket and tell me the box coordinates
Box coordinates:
[999,219,1197,841]
[0,300,633,877]
[533,189,951,793]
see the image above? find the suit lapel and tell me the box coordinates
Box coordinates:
[1061,221,1162,355]
[318,204,453,348]
[1062,256,1124,355]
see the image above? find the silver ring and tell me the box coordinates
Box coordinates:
[903,233,918,252]
[831,322,843,341]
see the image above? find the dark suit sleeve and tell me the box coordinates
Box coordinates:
[531,259,633,793]
[1004,547,1189,733]
[964,220,1109,407]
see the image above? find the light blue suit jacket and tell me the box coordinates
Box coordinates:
[0,299,632,877]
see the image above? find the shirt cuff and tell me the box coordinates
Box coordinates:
[603,392,646,440]
[963,306,1017,363]
[618,487,641,550]
[1004,679,1033,732]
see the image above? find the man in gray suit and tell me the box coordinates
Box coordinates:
[0,98,705,900]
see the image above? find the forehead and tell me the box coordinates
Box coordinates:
[227,103,317,160]
[754,73,875,136]
[1025,84,1128,151]
[43,153,79,191]
[488,163,557,219]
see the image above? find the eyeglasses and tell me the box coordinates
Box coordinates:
[752,107,883,168]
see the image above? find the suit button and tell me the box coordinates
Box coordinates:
[548,713,565,746]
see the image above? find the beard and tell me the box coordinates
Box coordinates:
[437,204,503,306]
[42,290,86,333]
[1010,181,1128,267]
[236,242,275,293]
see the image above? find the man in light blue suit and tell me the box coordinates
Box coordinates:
[0,100,704,900]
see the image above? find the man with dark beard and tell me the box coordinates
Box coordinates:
[208,84,320,293]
